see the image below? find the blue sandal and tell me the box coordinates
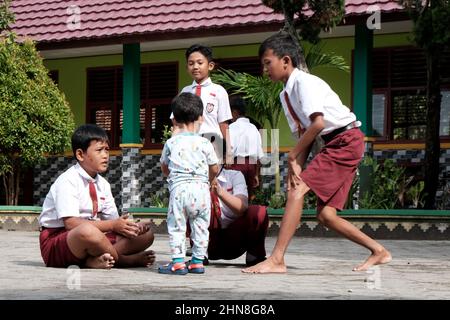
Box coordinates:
[158,262,188,275]
[186,260,205,274]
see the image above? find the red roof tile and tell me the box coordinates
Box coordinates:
[9,0,404,44]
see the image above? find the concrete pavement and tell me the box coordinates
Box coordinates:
[0,230,449,300]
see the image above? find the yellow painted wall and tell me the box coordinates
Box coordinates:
[43,32,413,148]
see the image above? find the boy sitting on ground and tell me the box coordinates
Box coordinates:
[38,124,155,269]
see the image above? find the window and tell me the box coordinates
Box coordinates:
[440,91,450,136]
[214,57,262,76]
[369,47,450,140]
[87,63,178,148]
[372,93,386,137]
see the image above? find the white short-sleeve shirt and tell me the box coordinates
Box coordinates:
[179,77,232,137]
[38,163,119,228]
[160,132,218,191]
[229,117,264,160]
[280,68,357,136]
[216,169,248,229]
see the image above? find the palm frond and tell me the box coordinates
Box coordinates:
[212,68,283,129]
[306,43,350,73]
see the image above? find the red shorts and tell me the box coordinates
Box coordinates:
[39,227,117,268]
[300,128,364,211]
[229,159,258,195]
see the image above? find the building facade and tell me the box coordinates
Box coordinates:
[6,0,450,209]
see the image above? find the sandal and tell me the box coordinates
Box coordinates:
[186,260,205,274]
[158,262,188,275]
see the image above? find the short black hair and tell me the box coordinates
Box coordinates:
[71,124,109,158]
[229,95,246,116]
[172,92,204,124]
[259,31,300,68]
[185,44,213,62]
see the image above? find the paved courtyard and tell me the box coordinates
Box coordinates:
[0,230,449,300]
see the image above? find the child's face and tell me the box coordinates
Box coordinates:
[231,109,240,122]
[76,140,110,178]
[187,51,214,84]
[261,49,291,83]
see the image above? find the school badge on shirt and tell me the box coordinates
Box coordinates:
[206,103,215,113]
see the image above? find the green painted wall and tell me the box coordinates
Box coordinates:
[43,32,413,149]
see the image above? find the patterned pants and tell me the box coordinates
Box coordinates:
[167,182,211,260]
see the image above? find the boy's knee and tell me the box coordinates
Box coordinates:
[316,208,336,226]
[146,230,155,245]
[316,213,327,225]
[72,223,104,243]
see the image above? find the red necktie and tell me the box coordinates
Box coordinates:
[88,181,98,217]
[209,191,221,230]
[284,91,304,137]
[195,84,201,97]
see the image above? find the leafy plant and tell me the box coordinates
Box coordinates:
[149,189,169,208]
[400,0,450,208]
[437,183,450,210]
[305,43,349,73]
[344,172,360,209]
[406,181,426,209]
[269,192,286,209]
[252,186,274,206]
[357,157,428,209]
[161,125,172,144]
[262,0,345,71]
[0,0,14,32]
[303,191,317,210]
[0,33,75,204]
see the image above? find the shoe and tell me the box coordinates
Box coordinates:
[203,257,209,266]
[245,256,266,267]
[186,260,205,274]
[158,262,188,275]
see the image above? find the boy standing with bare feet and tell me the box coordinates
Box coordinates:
[39,124,155,269]
[243,32,391,274]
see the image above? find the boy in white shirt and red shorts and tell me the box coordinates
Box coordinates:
[243,32,392,274]
[175,44,233,164]
[39,124,155,268]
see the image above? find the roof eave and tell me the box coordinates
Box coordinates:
[35,11,409,51]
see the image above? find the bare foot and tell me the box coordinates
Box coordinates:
[353,248,392,271]
[85,253,115,269]
[241,256,287,274]
[118,250,156,267]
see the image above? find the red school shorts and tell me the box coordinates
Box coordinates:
[39,227,117,268]
[300,128,365,211]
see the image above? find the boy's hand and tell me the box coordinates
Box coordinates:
[252,175,260,188]
[136,221,151,235]
[113,216,140,238]
[211,178,224,197]
[287,156,302,191]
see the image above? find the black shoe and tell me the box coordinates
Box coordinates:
[203,257,209,265]
[245,256,266,267]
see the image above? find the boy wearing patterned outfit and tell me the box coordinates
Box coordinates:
[243,32,392,274]
[159,93,219,275]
